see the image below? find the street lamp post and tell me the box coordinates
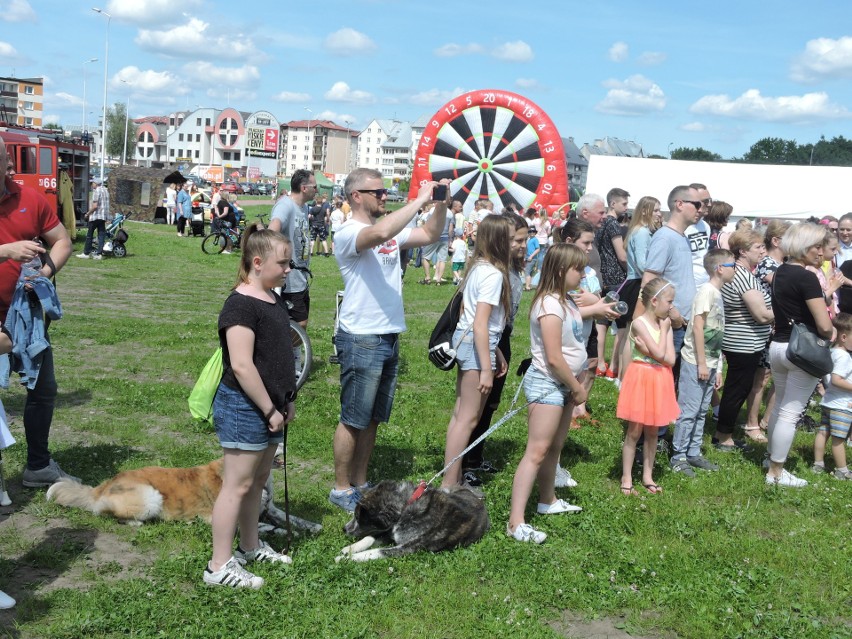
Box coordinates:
[81,58,97,139]
[667,142,674,158]
[120,79,132,165]
[92,7,111,182]
[343,119,352,173]
[809,137,824,166]
[304,107,312,171]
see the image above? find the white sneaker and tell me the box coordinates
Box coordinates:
[0,589,15,609]
[765,469,808,488]
[507,522,547,544]
[75,253,90,259]
[537,498,582,514]
[203,557,264,589]
[234,540,292,565]
[92,254,103,260]
[554,463,578,488]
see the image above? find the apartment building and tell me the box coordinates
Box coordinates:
[0,76,44,127]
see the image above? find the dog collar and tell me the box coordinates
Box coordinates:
[407,480,428,504]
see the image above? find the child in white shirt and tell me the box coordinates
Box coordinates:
[450,230,468,285]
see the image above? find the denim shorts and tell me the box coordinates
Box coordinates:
[453,327,498,371]
[523,365,571,406]
[337,329,399,430]
[213,383,283,451]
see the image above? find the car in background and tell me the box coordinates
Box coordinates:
[386,191,405,202]
[220,182,239,194]
[256,183,271,196]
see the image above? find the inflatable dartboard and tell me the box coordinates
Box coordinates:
[410,89,568,214]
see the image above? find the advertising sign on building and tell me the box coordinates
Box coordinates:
[246,127,278,159]
[200,165,224,183]
[247,166,261,179]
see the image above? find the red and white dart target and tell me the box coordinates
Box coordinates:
[410,89,568,213]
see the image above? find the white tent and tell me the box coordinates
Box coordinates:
[585,155,852,220]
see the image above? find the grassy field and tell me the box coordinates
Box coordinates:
[0,216,850,639]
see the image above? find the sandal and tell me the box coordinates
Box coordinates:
[642,482,663,494]
[744,426,768,443]
[418,278,432,285]
[620,485,639,496]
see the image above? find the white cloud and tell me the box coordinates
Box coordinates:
[690,89,851,123]
[111,66,190,95]
[515,77,540,89]
[596,74,666,115]
[324,28,377,55]
[43,114,61,126]
[0,41,19,60]
[1,0,36,23]
[186,62,260,90]
[434,43,484,57]
[206,88,256,102]
[324,81,375,104]
[680,122,706,132]
[316,110,357,125]
[272,91,311,103]
[106,0,202,25]
[791,36,852,82]
[406,87,467,105]
[608,42,629,62]
[136,18,259,60]
[637,51,666,66]
[52,92,83,107]
[492,40,533,62]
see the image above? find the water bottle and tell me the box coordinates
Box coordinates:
[19,255,42,282]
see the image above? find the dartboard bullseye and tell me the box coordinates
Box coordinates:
[410,90,569,214]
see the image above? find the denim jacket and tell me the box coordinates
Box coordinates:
[0,277,62,389]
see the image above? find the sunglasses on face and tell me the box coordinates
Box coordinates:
[679,200,703,210]
[356,188,388,198]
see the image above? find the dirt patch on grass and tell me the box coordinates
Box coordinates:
[549,610,676,639]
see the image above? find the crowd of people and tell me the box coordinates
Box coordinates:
[2,135,851,592]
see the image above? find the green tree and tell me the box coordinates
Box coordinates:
[670,146,722,162]
[742,137,806,164]
[105,101,137,163]
[43,122,62,131]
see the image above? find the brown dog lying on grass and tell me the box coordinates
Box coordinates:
[46,458,321,535]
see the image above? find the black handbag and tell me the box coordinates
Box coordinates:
[427,292,465,370]
[786,321,833,378]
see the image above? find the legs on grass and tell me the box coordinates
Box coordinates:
[441,370,489,488]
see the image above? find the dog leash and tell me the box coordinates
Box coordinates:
[281,422,293,554]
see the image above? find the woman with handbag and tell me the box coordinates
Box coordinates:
[766,223,835,488]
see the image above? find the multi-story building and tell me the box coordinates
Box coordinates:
[0,76,43,127]
[357,118,426,181]
[579,136,645,163]
[562,137,589,190]
[279,119,352,176]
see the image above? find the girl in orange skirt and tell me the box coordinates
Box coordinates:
[618,278,680,495]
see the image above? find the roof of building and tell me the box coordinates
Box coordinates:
[285,119,350,132]
[134,116,168,125]
[561,137,588,167]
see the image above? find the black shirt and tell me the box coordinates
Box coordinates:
[218,291,296,409]
[770,263,824,343]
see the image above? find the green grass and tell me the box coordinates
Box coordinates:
[0,219,850,639]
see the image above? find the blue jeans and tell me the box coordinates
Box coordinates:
[671,360,715,459]
[213,383,283,451]
[83,219,106,256]
[336,330,399,430]
[24,340,57,470]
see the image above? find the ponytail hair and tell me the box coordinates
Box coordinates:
[234,223,291,288]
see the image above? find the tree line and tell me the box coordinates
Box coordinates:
[667,136,852,166]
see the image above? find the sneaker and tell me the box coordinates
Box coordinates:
[477,460,498,474]
[203,557,264,589]
[765,469,808,488]
[329,487,360,512]
[351,481,375,492]
[222,250,232,254]
[554,463,578,488]
[75,253,90,259]
[507,522,547,544]
[811,463,826,474]
[832,468,852,481]
[536,498,582,514]
[462,470,482,487]
[687,456,719,471]
[234,540,292,565]
[0,589,15,610]
[92,254,103,260]
[22,460,81,488]
[670,458,696,477]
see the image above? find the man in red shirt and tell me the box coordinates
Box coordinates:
[0,138,75,487]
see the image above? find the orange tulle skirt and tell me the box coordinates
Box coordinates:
[616,361,680,426]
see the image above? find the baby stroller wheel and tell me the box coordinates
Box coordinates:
[112,242,127,258]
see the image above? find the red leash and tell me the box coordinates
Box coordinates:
[407,480,427,504]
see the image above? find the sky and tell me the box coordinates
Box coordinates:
[2,0,852,160]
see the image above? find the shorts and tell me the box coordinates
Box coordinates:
[281,289,310,323]
[523,365,571,407]
[310,225,328,241]
[452,262,465,273]
[524,260,537,277]
[213,383,283,451]
[422,240,449,263]
[586,323,598,362]
[453,327,498,371]
[819,406,852,440]
[337,329,399,430]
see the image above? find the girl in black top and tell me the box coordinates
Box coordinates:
[204,224,296,589]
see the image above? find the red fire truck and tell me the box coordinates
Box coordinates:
[1,125,91,222]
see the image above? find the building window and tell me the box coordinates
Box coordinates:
[169,117,175,126]
[178,133,184,141]
[205,118,211,126]
[196,118,201,126]
[170,148,174,156]
[223,152,230,161]
[218,117,239,146]
[195,134,200,142]
[24,85,34,95]
[23,101,34,110]
[24,117,33,125]
[291,154,296,160]
[233,151,240,161]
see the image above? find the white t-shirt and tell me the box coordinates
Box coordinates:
[821,348,852,411]
[335,220,413,334]
[330,209,345,233]
[457,261,506,338]
[685,219,710,287]
[451,238,467,263]
[165,186,176,207]
[530,294,586,377]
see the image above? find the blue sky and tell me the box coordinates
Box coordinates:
[2,0,852,159]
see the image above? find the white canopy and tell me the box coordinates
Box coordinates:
[585,155,852,220]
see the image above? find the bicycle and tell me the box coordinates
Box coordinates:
[289,319,312,390]
[201,213,268,255]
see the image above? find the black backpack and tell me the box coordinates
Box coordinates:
[428,292,464,370]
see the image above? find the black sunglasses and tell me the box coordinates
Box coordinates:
[356,188,388,198]
[679,199,703,210]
